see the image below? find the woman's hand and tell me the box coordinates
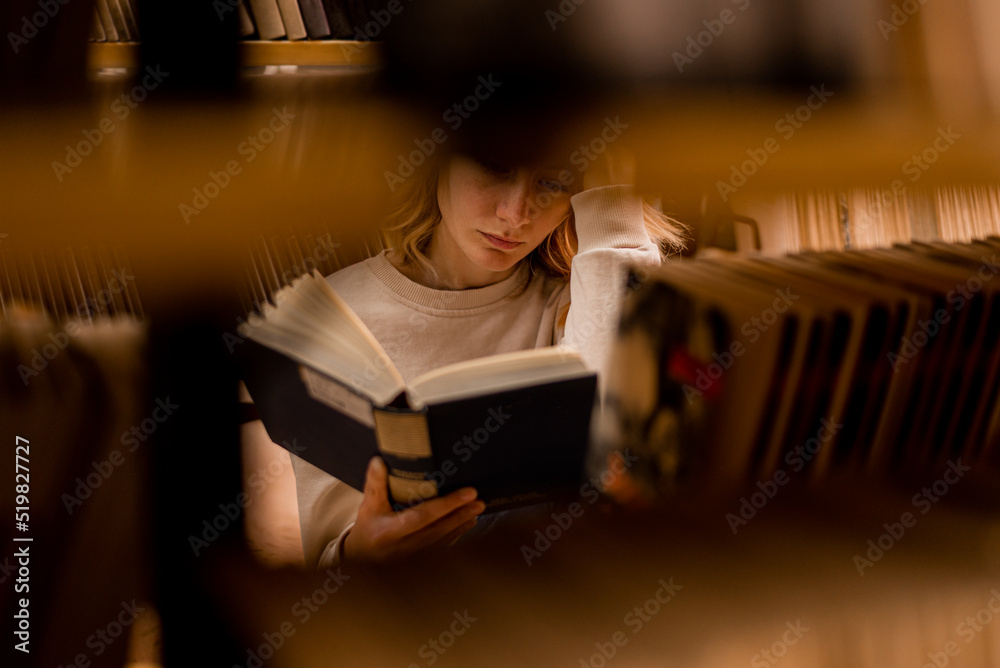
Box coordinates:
[581,145,637,191]
[342,457,486,564]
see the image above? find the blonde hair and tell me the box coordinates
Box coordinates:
[381,156,687,282]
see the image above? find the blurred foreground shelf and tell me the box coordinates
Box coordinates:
[86,40,384,71]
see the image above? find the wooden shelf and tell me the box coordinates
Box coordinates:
[87,41,140,70]
[87,40,383,71]
[242,40,383,67]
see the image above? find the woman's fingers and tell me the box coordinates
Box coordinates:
[393,499,486,554]
[359,457,392,514]
[346,465,487,563]
[394,486,480,533]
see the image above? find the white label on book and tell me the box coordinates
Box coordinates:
[299,366,375,428]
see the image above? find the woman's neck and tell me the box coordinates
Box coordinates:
[386,245,520,290]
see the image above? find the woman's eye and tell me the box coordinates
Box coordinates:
[539,179,568,194]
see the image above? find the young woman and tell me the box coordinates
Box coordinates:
[271,148,684,567]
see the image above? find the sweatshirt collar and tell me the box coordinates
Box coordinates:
[368,249,530,311]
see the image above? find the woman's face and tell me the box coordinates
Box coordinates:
[429,154,576,287]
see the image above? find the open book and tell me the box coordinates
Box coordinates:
[239,272,598,511]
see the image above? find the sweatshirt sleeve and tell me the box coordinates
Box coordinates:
[239,380,361,570]
[290,452,362,569]
[557,184,662,392]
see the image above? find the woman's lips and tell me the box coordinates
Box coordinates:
[481,232,524,250]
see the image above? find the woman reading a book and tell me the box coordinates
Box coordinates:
[249,146,685,567]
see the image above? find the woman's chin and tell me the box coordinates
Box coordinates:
[473,248,523,274]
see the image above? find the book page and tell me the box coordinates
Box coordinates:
[247,273,406,406]
[407,346,591,408]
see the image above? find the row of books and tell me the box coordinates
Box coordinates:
[88,0,391,43]
[0,246,144,322]
[774,185,1000,253]
[601,236,1000,497]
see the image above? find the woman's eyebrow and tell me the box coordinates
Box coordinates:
[537,164,575,174]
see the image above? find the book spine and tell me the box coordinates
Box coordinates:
[275,0,309,41]
[373,408,438,508]
[96,0,118,42]
[247,0,287,40]
[91,9,107,42]
[238,1,257,38]
[320,0,354,39]
[119,0,140,41]
[342,0,369,29]
[297,0,332,39]
[107,0,130,42]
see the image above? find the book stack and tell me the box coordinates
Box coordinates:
[599,236,1000,497]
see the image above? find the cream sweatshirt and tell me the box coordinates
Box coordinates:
[290,184,662,568]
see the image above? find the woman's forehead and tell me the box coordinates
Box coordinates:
[460,151,575,174]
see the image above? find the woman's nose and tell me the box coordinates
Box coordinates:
[496,177,535,227]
